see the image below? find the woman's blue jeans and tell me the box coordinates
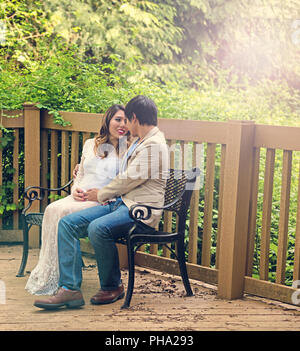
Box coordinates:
[57,197,153,291]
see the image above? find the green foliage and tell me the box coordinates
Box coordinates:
[0,47,132,120]
[0,0,57,62]
[0,127,20,222]
[149,0,300,88]
[2,0,300,86]
[43,0,182,66]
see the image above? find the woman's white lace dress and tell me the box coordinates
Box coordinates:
[25,138,119,295]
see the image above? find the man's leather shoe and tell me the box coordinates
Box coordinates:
[34,287,85,310]
[90,284,125,305]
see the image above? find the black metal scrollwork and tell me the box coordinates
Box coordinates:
[129,204,152,221]
[22,179,73,215]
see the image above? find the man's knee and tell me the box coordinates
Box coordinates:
[57,217,70,242]
[58,214,79,240]
[58,215,71,230]
[87,221,111,244]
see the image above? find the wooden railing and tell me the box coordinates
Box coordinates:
[1,103,300,306]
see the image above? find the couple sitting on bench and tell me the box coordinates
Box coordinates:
[26,95,169,310]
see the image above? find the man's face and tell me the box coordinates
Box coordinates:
[126,114,138,137]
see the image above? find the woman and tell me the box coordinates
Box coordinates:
[25,104,129,295]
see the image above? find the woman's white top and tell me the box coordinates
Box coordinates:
[72,138,119,192]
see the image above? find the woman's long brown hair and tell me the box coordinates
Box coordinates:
[94,104,129,158]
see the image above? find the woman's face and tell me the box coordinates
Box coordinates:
[108,109,128,141]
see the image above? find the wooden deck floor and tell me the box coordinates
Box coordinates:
[0,244,300,331]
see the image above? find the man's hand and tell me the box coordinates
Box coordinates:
[72,188,86,201]
[84,188,100,202]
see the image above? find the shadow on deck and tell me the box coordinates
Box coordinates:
[0,244,300,331]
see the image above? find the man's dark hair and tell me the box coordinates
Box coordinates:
[125,95,157,126]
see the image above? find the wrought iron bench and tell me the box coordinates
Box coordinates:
[16,180,73,277]
[17,167,199,310]
[118,167,200,309]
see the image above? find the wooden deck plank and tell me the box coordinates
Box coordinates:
[0,245,299,331]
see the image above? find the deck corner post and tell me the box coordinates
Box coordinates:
[23,102,41,248]
[217,120,255,300]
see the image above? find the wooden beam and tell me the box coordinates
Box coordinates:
[217,121,255,299]
[244,276,298,306]
[23,103,40,248]
[135,251,218,285]
[276,150,292,284]
[254,124,300,151]
[260,148,275,281]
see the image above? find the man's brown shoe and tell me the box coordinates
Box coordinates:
[34,287,85,310]
[90,284,125,305]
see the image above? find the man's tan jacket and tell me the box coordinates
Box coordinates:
[97,126,168,228]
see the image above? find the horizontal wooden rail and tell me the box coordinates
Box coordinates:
[135,251,219,285]
[255,124,300,151]
[40,111,229,143]
[41,111,103,132]
[1,110,24,128]
[158,119,228,143]
[244,277,298,305]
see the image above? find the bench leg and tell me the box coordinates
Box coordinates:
[16,224,29,277]
[121,241,135,309]
[177,239,193,296]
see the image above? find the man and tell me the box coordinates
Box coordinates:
[34,95,168,309]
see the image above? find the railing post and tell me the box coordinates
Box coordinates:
[217,120,255,299]
[23,103,40,248]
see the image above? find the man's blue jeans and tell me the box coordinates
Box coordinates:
[57,197,153,291]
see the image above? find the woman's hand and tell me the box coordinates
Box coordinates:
[72,188,86,201]
[72,164,80,178]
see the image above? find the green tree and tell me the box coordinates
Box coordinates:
[0,0,57,62]
[42,0,182,68]
[168,0,300,87]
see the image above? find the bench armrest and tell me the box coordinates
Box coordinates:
[22,179,73,215]
[128,193,184,222]
[128,168,200,223]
